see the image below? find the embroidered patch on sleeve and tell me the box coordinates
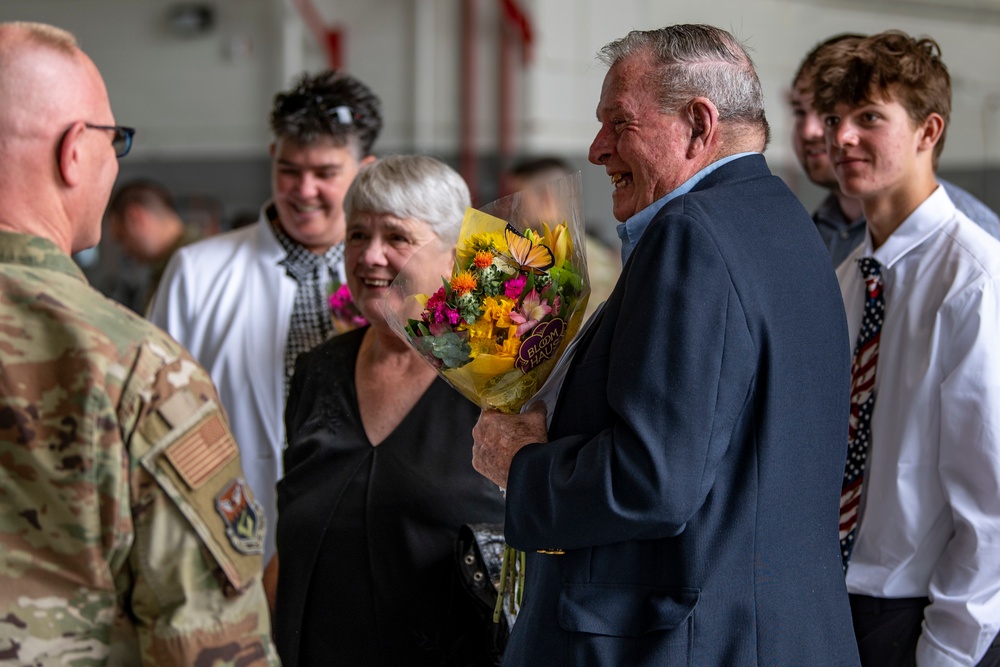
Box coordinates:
[157,390,201,429]
[164,413,238,490]
[215,478,265,555]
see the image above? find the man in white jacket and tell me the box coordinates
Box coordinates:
[150,71,382,563]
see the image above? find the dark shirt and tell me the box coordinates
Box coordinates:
[275,327,506,667]
[813,179,1000,267]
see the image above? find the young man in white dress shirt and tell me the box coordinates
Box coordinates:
[813,31,1000,667]
[789,34,1000,269]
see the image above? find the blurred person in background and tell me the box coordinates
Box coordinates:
[107,179,201,312]
[506,156,620,318]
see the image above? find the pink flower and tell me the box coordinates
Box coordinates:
[328,284,368,330]
[425,287,460,326]
[504,274,527,299]
[329,283,351,309]
[509,289,553,337]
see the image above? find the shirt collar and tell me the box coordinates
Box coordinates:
[269,204,344,273]
[617,152,757,263]
[865,185,954,270]
[0,231,86,282]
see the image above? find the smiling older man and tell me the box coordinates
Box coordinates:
[471,23,859,666]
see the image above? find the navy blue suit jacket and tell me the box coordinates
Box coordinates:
[502,155,860,665]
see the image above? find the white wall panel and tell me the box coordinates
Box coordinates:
[0,0,280,158]
[6,0,1000,182]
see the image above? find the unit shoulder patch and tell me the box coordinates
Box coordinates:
[215,478,265,555]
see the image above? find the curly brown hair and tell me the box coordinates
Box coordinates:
[810,30,950,167]
[790,33,864,91]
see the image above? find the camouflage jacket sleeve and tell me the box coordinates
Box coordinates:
[116,337,279,666]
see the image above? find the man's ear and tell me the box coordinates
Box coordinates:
[686,97,720,158]
[917,112,945,154]
[57,121,86,187]
[360,154,377,167]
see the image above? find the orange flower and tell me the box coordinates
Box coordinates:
[450,271,478,295]
[473,250,494,269]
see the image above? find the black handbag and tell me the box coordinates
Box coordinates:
[455,523,513,664]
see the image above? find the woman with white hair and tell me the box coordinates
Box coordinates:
[272,155,505,666]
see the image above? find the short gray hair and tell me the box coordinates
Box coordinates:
[343,154,470,246]
[598,24,769,144]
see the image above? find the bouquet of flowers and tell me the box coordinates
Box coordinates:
[328,281,368,335]
[381,172,590,622]
[382,173,590,415]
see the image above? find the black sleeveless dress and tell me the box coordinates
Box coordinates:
[275,327,506,666]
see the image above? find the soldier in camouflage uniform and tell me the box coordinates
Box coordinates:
[0,22,280,666]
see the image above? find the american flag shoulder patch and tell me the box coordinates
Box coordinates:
[164,412,239,490]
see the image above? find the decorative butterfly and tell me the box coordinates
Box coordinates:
[503,224,555,274]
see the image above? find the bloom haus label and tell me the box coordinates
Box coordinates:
[516,318,566,373]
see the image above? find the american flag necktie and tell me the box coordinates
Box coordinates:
[840,257,884,571]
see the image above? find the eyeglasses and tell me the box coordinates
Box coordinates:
[85,123,136,158]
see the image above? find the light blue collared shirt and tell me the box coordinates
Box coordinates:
[617,152,757,264]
